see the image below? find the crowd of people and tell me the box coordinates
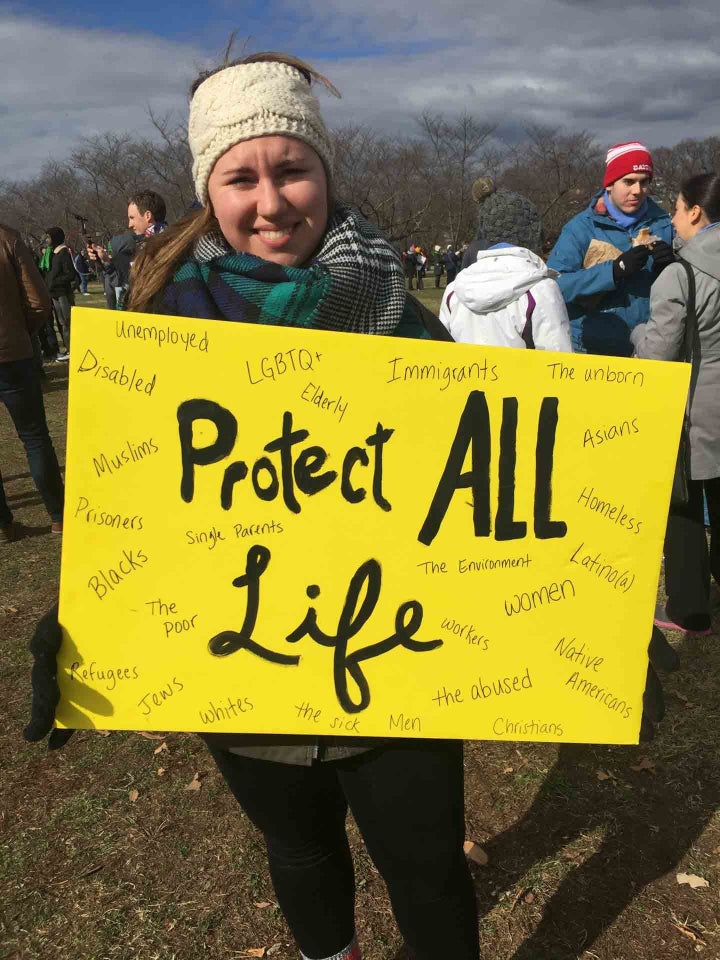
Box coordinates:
[3,47,718,960]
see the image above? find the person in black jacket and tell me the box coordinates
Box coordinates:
[44,227,75,358]
[90,234,137,309]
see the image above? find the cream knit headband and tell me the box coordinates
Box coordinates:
[189,61,334,204]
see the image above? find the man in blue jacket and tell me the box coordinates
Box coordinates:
[548,142,674,355]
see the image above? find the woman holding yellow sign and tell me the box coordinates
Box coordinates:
[24,50,676,960]
[131,52,475,960]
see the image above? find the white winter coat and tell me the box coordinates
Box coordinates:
[439,247,572,352]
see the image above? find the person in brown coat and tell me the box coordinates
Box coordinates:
[0,223,65,542]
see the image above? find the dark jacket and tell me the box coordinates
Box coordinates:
[443,250,460,272]
[46,246,77,298]
[0,223,51,363]
[105,234,137,287]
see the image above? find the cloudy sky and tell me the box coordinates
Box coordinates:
[3,0,720,182]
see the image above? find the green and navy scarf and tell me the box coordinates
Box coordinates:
[158,202,412,336]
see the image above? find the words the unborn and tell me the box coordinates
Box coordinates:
[206,544,443,714]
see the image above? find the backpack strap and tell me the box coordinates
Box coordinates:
[521,290,536,349]
[679,258,702,405]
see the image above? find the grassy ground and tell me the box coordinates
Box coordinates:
[2,282,720,960]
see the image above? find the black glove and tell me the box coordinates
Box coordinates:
[649,240,675,272]
[23,603,74,749]
[613,245,650,284]
[639,625,680,742]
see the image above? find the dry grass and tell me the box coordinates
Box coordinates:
[2,286,720,959]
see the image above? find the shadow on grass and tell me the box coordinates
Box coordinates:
[1,521,53,541]
[473,634,720,959]
[2,471,32,483]
[40,369,70,394]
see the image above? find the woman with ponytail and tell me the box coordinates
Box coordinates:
[633,172,720,637]
[28,51,479,960]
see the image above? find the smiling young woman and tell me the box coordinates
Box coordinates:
[121,50,478,960]
[207,135,329,266]
[127,54,424,342]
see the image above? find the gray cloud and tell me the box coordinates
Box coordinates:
[2,1,720,184]
[0,11,204,180]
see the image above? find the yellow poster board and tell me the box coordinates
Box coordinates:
[57,307,689,743]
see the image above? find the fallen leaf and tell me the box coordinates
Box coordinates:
[503,766,514,774]
[597,769,615,781]
[157,768,166,777]
[94,730,111,737]
[266,946,282,957]
[631,757,656,773]
[128,789,139,803]
[185,773,202,792]
[672,922,706,945]
[463,840,489,865]
[154,741,169,755]
[562,849,582,862]
[712,846,720,855]
[136,731,165,740]
[524,892,535,903]
[677,872,710,889]
[240,950,266,958]
[254,902,274,910]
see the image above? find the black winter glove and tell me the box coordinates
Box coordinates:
[639,625,680,742]
[649,240,675,272]
[612,244,650,284]
[23,603,74,749]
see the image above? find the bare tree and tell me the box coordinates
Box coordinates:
[332,125,431,243]
[417,111,497,246]
[2,118,718,258]
[653,137,720,208]
[501,125,604,245]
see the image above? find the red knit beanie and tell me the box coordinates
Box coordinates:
[603,141,653,188]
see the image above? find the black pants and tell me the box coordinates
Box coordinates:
[0,359,65,524]
[207,740,478,959]
[664,476,720,630]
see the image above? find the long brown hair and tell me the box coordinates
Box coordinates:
[127,205,216,313]
[127,51,338,314]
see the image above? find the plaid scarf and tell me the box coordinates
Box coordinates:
[157,203,407,335]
